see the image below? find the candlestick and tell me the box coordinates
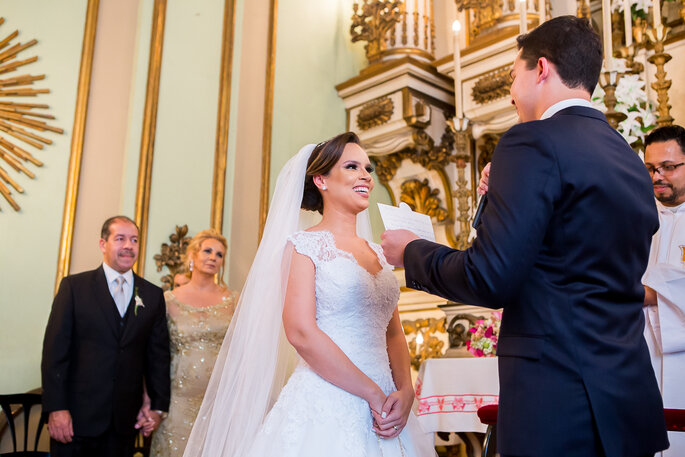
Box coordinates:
[602,0,614,70]
[653,0,662,28]
[623,0,632,46]
[452,20,463,120]
[539,0,545,23]
[520,0,528,33]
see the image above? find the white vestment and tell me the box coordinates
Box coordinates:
[642,200,685,457]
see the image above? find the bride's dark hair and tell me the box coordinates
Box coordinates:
[301,132,361,214]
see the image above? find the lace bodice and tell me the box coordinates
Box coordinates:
[288,230,400,385]
[246,231,435,457]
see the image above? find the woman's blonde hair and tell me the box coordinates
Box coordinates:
[183,229,228,287]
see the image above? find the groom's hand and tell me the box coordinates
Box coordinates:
[381,230,420,267]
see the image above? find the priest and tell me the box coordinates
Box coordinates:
[642,125,685,457]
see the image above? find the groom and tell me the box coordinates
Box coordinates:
[382,16,668,457]
[42,216,170,457]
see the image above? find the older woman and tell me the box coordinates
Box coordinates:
[149,229,238,457]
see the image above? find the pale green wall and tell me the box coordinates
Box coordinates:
[269,0,390,241]
[142,0,224,282]
[121,0,153,218]
[120,0,227,283]
[0,1,89,393]
[270,0,363,189]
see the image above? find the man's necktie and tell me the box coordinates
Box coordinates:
[113,275,127,317]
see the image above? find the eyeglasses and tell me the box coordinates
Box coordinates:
[646,162,685,176]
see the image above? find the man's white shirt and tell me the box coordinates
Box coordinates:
[103,262,134,317]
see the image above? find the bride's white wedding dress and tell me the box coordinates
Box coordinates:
[245,230,436,457]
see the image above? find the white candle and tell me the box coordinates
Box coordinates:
[520,0,528,33]
[602,0,613,71]
[452,20,463,120]
[539,0,545,24]
[653,0,662,28]
[623,0,632,46]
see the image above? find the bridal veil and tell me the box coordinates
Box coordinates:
[183,143,373,456]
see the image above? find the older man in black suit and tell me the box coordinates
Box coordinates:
[42,215,170,457]
[382,16,668,457]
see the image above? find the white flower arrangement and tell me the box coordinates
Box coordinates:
[610,0,650,16]
[592,70,656,150]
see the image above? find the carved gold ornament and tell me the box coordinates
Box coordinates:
[372,126,457,185]
[471,65,512,105]
[356,96,394,130]
[402,317,446,370]
[0,17,63,212]
[400,178,448,222]
[350,0,403,64]
[477,134,499,174]
[154,225,191,291]
[456,0,503,40]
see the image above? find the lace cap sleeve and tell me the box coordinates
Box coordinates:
[368,241,391,268]
[287,231,336,266]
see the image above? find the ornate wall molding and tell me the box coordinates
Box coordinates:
[400,178,448,222]
[0,18,64,212]
[372,126,456,184]
[372,125,464,248]
[259,0,278,240]
[154,224,190,290]
[471,65,511,105]
[456,0,503,40]
[55,0,100,293]
[357,96,394,130]
[211,0,237,232]
[134,0,167,276]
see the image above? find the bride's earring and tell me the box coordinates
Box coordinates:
[190,260,194,272]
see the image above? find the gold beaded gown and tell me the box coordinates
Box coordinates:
[150,290,237,457]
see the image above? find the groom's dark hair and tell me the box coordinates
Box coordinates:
[302,132,361,214]
[517,15,602,94]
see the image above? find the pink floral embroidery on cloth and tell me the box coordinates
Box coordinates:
[415,394,499,416]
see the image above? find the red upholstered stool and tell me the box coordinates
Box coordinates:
[665,408,685,432]
[476,404,498,457]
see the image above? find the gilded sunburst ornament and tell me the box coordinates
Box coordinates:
[0,17,63,212]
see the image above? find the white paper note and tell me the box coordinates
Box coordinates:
[378,202,436,242]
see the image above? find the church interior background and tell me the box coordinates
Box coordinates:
[1,0,684,454]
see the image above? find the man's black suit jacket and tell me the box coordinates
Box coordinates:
[41,265,170,436]
[405,107,669,457]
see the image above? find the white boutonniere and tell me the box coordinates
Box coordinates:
[134,287,145,316]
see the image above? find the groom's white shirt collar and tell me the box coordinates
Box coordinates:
[540,98,596,120]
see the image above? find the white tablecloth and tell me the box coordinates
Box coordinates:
[414,357,499,433]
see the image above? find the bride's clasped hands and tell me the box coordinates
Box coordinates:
[371,388,415,438]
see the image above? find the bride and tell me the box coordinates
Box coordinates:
[183,132,435,457]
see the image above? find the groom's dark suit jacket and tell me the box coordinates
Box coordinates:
[405,107,669,457]
[41,265,170,436]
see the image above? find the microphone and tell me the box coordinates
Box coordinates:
[472,194,488,229]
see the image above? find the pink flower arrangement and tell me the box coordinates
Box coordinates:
[465,312,502,357]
